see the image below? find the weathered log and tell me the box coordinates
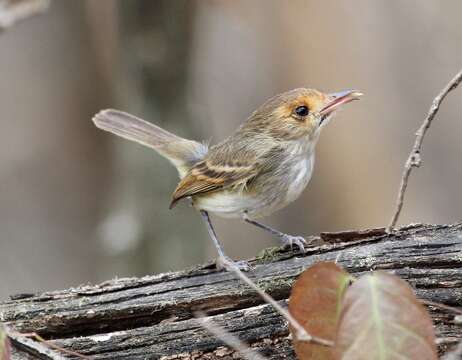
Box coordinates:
[1,222,461,359]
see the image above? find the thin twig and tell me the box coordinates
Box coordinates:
[228,265,333,347]
[32,333,91,360]
[387,69,462,232]
[196,312,267,360]
[7,330,66,360]
[6,328,91,360]
[421,299,462,315]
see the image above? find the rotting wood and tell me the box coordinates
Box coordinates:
[1,222,461,359]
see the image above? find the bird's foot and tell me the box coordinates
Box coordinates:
[279,234,307,253]
[216,256,252,272]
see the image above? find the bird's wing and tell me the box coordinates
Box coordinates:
[93,109,208,177]
[170,148,260,208]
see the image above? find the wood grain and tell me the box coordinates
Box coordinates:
[1,223,461,359]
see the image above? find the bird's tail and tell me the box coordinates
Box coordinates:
[93,109,208,178]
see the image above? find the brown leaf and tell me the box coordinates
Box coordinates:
[334,272,437,360]
[289,262,353,360]
[0,325,11,360]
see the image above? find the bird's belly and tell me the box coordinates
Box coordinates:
[192,191,266,218]
[193,155,314,219]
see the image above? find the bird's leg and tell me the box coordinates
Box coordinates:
[200,210,251,271]
[242,213,307,253]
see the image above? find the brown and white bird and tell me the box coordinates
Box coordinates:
[93,88,362,271]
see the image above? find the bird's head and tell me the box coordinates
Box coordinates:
[243,88,362,141]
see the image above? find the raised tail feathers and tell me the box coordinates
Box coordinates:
[93,109,208,177]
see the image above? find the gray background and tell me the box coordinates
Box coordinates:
[0,0,461,298]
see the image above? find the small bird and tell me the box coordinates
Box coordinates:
[93,88,362,271]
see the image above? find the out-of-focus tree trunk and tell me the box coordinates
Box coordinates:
[0,0,109,298]
[86,0,207,279]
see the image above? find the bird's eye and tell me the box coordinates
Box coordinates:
[294,105,309,117]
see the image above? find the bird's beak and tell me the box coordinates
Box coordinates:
[320,89,363,116]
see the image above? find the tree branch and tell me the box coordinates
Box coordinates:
[228,263,333,347]
[196,312,267,360]
[1,223,461,359]
[387,69,462,231]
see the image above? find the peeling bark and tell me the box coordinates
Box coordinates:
[1,223,461,359]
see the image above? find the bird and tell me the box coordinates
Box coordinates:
[93,88,362,271]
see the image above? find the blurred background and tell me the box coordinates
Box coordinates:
[0,0,461,299]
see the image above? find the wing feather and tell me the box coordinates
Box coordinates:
[93,109,208,177]
[169,159,259,208]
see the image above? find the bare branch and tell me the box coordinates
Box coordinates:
[6,328,90,360]
[196,312,267,360]
[228,265,333,347]
[387,69,462,231]
[6,329,66,360]
[2,223,459,357]
[0,0,50,30]
[420,299,462,315]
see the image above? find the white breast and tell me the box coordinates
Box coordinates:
[284,155,314,204]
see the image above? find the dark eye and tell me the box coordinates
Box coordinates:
[295,105,309,117]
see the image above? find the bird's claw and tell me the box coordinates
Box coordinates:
[279,234,307,253]
[216,256,252,272]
